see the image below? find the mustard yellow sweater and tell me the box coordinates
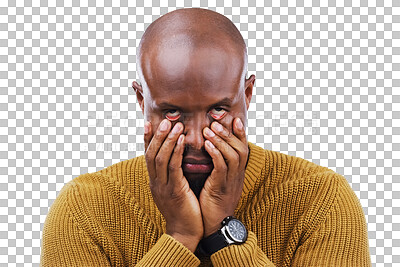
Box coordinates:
[41,142,371,266]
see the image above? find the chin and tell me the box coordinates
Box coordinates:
[184,172,211,199]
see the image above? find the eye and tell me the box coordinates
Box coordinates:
[165,109,181,121]
[209,107,227,120]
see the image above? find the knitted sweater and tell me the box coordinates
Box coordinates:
[40,142,371,266]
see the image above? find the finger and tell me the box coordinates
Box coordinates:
[210,121,246,154]
[168,133,186,186]
[233,118,247,144]
[145,119,171,183]
[210,120,248,170]
[204,140,228,185]
[203,126,239,169]
[155,122,184,184]
[232,118,249,170]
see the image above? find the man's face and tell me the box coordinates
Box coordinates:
[135,39,254,194]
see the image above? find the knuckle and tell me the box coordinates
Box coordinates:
[155,155,165,166]
[215,138,224,146]
[165,134,175,144]
[232,153,240,164]
[239,150,248,161]
[168,162,178,172]
[172,144,181,154]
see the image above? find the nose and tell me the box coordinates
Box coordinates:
[183,114,211,151]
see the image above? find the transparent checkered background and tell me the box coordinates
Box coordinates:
[0,0,399,266]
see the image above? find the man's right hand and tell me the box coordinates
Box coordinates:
[144,119,203,252]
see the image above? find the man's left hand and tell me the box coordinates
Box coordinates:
[200,117,248,237]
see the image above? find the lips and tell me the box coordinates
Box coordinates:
[182,157,213,173]
[183,157,212,165]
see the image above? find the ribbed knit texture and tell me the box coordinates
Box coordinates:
[41,142,371,266]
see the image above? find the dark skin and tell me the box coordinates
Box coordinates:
[132,8,256,253]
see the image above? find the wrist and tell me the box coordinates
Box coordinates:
[204,224,221,238]
[168,232,201,253]
[203,213,235,238]
[199,216,248,256]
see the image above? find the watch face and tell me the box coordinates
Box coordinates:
[227,219,247,242]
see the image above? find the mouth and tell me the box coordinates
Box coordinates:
[182,157,214,174]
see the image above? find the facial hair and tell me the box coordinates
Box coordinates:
[184,172,209,199]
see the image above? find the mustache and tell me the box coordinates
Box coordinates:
[183,144,210,157]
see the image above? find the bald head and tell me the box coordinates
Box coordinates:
[136,8,248,89]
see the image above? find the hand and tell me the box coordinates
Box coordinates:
[200,117,248,237]
[144,119,203,252]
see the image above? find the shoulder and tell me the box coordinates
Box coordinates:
[248,142,357,211]
[48,172,113,219]
[247,142,338,188]
[48,155,148,217]
[261,142,361,217]
[69,155,149,198]
[266,148,334,183]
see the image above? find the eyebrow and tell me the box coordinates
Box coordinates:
[157,97,234,110]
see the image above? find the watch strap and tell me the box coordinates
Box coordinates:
[199,230,228,256]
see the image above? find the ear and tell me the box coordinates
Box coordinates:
[244,74,255,110]
[132,81,145,114]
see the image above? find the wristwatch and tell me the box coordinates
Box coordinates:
[199,216,248,256]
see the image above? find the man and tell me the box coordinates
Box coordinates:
[41,7,371,266]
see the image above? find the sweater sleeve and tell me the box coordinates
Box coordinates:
[291,176,371,266]
[210,231,276,266]
[40,183,112,266]
[136,234,200,266]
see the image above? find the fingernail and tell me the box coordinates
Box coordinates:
[144,122,149,134]
[160,120,168,131]
[213,122,223,132]
[206,140,215,149]
[236,118,243,130]
[177,134,184,145]
[172,123,182,134]
[205,127,215,137]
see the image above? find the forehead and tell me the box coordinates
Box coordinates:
[141,38,245,108]
[152,85,240,112]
